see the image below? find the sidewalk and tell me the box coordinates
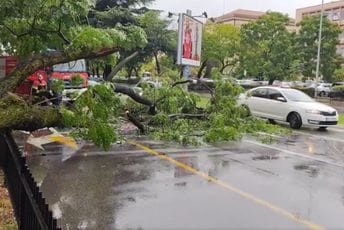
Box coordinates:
[0,169,17,229]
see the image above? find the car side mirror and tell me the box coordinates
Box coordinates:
[276,97,286,102]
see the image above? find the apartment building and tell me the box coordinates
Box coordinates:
[213,9,296,32]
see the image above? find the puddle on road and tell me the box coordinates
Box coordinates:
[252,155,279,161]
[294,162,320,178]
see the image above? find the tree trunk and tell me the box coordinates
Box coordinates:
[154,51,161,75]
[268,78,275,85]
[107,51,139,81]
[127,67,134,78]
[134,67,139,78]
[204,60,217,78]
[220,64,228,74]
[112,84,156,115]
[0,93,62,131]
[103,64,112,80]
[197,60,208,79]
[0,83,157,131]
[96,66,100,79]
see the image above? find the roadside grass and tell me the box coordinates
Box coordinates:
[197,94,210,108]
[339,114,344,125]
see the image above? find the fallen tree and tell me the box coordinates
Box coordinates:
[0,0,286,150]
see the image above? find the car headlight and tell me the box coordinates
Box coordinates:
[305,109,321,114]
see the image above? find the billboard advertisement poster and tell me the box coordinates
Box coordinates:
[177,14,203,67]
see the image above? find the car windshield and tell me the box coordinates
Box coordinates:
[281,89,314,102]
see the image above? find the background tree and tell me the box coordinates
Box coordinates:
[296,15,341,82]
[137,11,177,75]
[199,23,240,78]
[0,0,148,148]
[240,12,297,84]
[86,0,153,80]
[333,68,344,82]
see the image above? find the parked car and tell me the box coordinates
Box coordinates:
[316,83,332,97]
[133,79,162,96]
[238,86,338,129]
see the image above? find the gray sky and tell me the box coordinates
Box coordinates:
[149,0,333,19]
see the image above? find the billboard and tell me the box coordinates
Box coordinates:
[177,14,203,67]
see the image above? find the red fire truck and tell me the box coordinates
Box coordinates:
[0,56,88,99]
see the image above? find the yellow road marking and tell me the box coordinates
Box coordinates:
[128,140,325,230]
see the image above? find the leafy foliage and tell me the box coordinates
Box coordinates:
[0,0,89,58]
[128,72,288,145]
[202,23,241,73]
[204,73,287,142]
[61,84,121,150]
[49,79,65,94]
[333,68,344,82]
[70,75,85,87]
[240,12,297,83]
[123,10,177,76]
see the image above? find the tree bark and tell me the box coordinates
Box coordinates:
[96,66,100,79]
[268,78,275,85]
[154,51,161,75]
[0,83,157,131]
[127,67,134,78]
[0,93,62,131]
[204,60,218,78]
[112,84,156,114]
[172,80,192,87]
[126,110,145,134]
[107,51,139,81]
[103,64,112,80]
[197,60,208,79]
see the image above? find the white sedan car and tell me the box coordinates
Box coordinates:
[238,86,338,129]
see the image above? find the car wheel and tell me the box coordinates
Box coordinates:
[319,91,325,97]
[268,119,276,124]
[288,112,302,129]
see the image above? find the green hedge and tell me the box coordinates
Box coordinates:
[332,85,344,91]
[293,87,315,98]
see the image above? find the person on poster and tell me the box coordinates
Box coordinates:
[183,20,193,59]
[192,25,200,61]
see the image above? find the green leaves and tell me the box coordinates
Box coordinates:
[202,23,240,72]
[240,12,296,82]
[61,84,121,150]
[49,79,65,94]
[0,0,89,57]
[0,0,148,59]
[70,75,84,87]
[135,75,286,146]
[297,15,341,81]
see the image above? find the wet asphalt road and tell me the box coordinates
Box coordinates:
[15,126,344,229]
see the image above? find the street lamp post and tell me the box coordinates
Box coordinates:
[315,0,324,97]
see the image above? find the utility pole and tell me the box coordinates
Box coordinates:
[315,0,324,97]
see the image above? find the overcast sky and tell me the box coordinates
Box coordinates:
[149,0,333,19]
